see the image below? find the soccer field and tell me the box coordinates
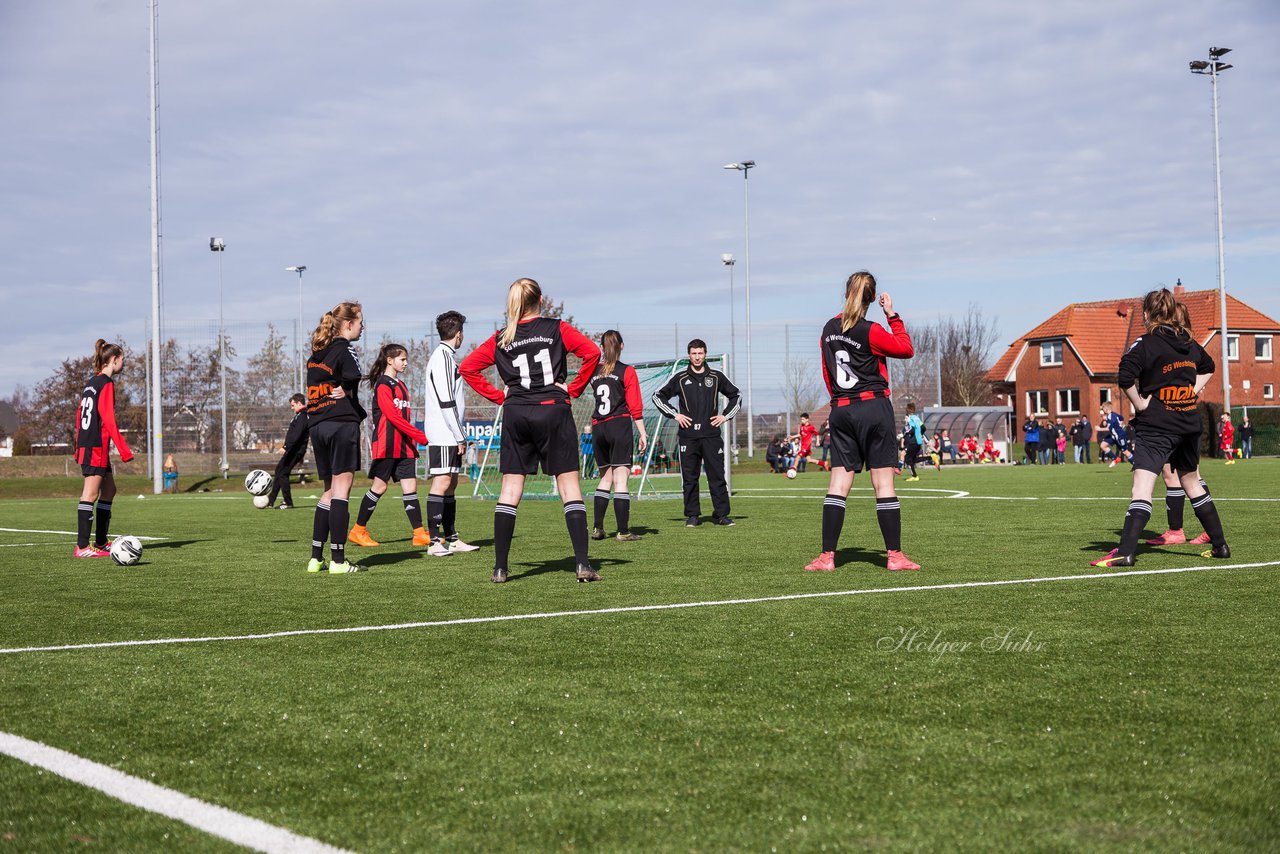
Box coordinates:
[2,462,1277,852]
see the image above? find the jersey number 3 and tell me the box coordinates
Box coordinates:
[595,385,611,415]
[512,349,553,390]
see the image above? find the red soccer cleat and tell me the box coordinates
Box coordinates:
[1145,529,1186,546]
[1188,532,1211,545]
[74,546,110,558]
[886,550,921,571]
[804,552,836,572]
[1090,548,1135,568]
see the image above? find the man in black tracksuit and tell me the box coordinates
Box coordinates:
[267,393,308,509]
[652,339,741,526]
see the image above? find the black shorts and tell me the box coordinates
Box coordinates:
[309,419,361,480]
[369,457,416,482]
[501,404,579,476]
[426,445,461,476]
[592,417,634,469]
[81,464,112,477]
[1130,426,1201,475]
[827,398,898,472]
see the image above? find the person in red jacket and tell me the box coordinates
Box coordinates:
[349,343,431,550]
[804,271,920,573]
[74,339,133,557]
[980,433,1002,463]
[1219,413,1235,464]
[460,277,601,583]
[588,330,648,541]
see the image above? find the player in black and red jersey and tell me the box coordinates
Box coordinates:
[1091,289,1229,567]
[588,330,648,541]
[73,339,134,558]
[804,271,920,573]
[305,301,368,574]
[460,277,602,583]
[348,343,431,551]
[265,393,308,510]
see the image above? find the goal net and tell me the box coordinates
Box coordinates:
[469,355,731,500]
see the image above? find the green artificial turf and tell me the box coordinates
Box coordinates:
[1,461,1277,851]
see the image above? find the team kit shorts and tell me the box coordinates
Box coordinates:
[827,398,898,472]
[368,457,416,482]
[1129,426,1201,476]
[500,404,579,476]
[592,417,634,469]
[80,464,112,477]
[427,445,462,476]
[309,419,361,480]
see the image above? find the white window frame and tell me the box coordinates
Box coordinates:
[1027,390,1049,417]
[1099,387,1112,406]
[1226,334,1239,361]
[1057,388,1080,415]
[1256,335,1273,361]
[1039,341,1064,367]
[1266,384,1275,400]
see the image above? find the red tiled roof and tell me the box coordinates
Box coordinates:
[985,289,1280,382]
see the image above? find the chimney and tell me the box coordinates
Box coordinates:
[1174,278,1185,296]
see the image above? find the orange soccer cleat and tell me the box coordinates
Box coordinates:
[804,552,836,572]
[347,525,380,548]
[411,527,431,547]
[1145,529,1186,546]
[886,550,921,571]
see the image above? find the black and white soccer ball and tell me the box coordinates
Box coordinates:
[110,535,143,566]
[244,469,274,496]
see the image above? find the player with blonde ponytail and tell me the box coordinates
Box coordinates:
[304,301,368,574]
[805,271,920,573]
[73,339,133,557]
[461,278,602,583]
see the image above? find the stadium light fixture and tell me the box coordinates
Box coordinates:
[286,266,307,395]
[723,160,756,456]
[1189,46,1234,411]
[211,238,228,478]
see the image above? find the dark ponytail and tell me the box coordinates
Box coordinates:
[93,339,124,373]
[366,342,407,387]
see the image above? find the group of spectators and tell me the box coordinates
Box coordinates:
[1020,406,1257,467]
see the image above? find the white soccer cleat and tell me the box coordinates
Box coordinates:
[448,538,479,553]
[428,540,454,557]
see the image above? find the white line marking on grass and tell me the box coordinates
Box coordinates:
[3,561,1277,656]
[0,527,168,541]
[0,730,354,854]
[0,542,78,548]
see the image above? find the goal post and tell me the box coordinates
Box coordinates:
[468,354,731,500]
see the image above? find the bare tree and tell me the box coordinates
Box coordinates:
[908,304,1000,406]
[781,355,822,420]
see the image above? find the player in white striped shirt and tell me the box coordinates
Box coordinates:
[423,311,480,556]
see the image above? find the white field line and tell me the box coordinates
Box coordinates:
[0,730,353,854]
[0,528,168,541]
[3,561,1277,657]
[0,542,78,548]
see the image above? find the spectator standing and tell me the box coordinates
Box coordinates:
[1240,415,1253,459]
[1078,412,1093,463]
[1023,416,1040,464]
[1220,414,1235,465]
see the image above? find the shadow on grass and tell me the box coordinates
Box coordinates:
[834,546,890,569]
[144,539,211,550]
[183,477,219,493]
[506,555,631,583]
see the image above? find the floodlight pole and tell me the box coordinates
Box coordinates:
[211,238,228,478]
[724,160,756,456]
[721,253,738,450]
[1190,47,1233,412]
[147,0,164,494]
[287,266,307,394]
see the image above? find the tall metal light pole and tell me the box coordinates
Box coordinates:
[1190,47,1233,412]
[721,253,738,451]
[723,160,755,456]
[286,265,307,394]
[147,0,164,494]
[211,238,228,478]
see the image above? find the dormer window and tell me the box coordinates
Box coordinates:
[1040,341,1064,366]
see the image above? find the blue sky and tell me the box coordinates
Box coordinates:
[1,0,1277,406]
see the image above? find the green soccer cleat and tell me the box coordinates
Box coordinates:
[306,558,326,574]
[327,560,367,574]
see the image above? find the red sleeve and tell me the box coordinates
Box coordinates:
[561,322,601,399]
[459,335,505,405]
[377,384,428,446]
[868,315,914,359]
[623,365,644,420]
[100,381,133,461]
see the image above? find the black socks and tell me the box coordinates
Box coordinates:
[875,496,902,552]
[821,494,846,553]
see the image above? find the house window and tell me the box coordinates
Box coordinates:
[1027,390,1049,416]
[1099,387,1112,407]
[1226,335,1239,361]
[1257,335,1273,361]
[1057,389,1080,414]
[1040,341,1064,366]
[1266,384,1275,400]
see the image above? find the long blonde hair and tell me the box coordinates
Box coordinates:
[311,301,362,353]
[499,278,542,348]
[1142,288,1188,335]
[841,271,877,332]
[92,338,124,373]
[599,329,623,376]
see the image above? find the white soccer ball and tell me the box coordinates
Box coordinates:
[244,469,273,496]
[786,468,797,479]
[253,494,271,509]
[110,536,143,566]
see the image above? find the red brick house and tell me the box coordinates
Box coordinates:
[986,284,1280,420]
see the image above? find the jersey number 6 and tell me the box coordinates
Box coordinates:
[834,351,859,390]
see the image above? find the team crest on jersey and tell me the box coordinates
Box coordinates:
[704,377,713,387]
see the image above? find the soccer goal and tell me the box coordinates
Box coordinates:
[469,355,731,500]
